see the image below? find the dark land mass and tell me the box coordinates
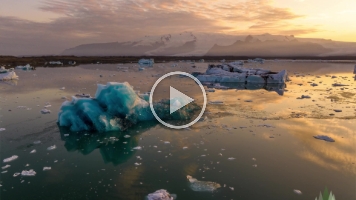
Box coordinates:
[0,55,355,68]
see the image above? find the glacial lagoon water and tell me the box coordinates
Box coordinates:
[0,61,355,200]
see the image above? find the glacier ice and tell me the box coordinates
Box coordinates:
[58,82,200,132]
[146,189,176,200]
[21,169,36,176]
[3,155,18,163]
[138,58,154,66]
[186,175,221,192]
[0,67,19,81]
[196,63,288,84]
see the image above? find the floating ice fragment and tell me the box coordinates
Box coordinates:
[134,162,141,166]
[133,146,142,150]
[313,135,335,142]
[229,187,234,191]
[2,165,10,169]
[30,149,36,154]
[186,175,221,192]
[252,164,257,167]
[3,155,18,163]
[60,87,65,90]
[33,140,41,144]
[146,189,176,200]
[228,157,235,160]
[164,141,170,144]
[293,189,302,195]
[43,167,51,171]
[332,83,349,87]
[209,101,224,104]
[183,147,188,150]
[0,128,5,131]
[13,172,20,177]
[41,109,51,114]
[21,169,36,176]
[44,105,51,108]
[1,170,8,173]
[47,145,57,150]
[124,135,131,138]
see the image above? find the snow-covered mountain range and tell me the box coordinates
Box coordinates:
[62,32,356,57]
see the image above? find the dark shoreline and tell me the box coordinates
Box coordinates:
[1,55,355,67]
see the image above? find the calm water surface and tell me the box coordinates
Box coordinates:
[0,61,355,200]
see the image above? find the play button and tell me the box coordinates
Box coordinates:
[149,71,207,129]
[170,86,194,114]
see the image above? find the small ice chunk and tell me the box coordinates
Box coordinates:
[293,189,302,195]
[0,128,5,132]
[134,162,142,166]
[60,87,65,90]
[47,145,57,150]
[3,155,18,163]
[13,172,20,177]
[33,140,41,144]
[41,109,51,114]
[44,105,52,108]
[164,141,170,144]
[133,146,142,150]
[313,135,335,142]
[30,149,36,154]
[146,189,176,200]
[43,167,51,171]
[186,175,221,192]
[1,170,8,173]
[2,165,10,169]
[124,135,131,138]
[21,169,36,176]
[183,147,188,150]
[228,157,235,160]
[252,164,257,167]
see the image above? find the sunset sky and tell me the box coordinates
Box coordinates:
[1,0,355,55]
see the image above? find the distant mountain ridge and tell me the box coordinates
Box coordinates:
[61,32,356,57]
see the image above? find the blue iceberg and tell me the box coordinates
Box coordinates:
[58,82,199,132]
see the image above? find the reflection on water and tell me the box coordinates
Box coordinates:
[205,82,286,95]
[58,121,156,165]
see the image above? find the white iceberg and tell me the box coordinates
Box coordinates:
[47,145,57,150]
[0,67,19,81]
[43,167,51,171]
[186,175,221,192]
[2,165,10,169]
[146,189,176,200]
[21,169,36,176]
[41,109,51,114]
[3,155,18,163]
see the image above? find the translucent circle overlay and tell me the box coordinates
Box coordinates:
[149,71,207,129]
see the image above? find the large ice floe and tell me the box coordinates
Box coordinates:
[0,67,19,81]
[195,62,288,84]
[58,82,200,132]
[186,175,221,192]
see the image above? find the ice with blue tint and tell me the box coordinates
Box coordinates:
[58,82,199,132]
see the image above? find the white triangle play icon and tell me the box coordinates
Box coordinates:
[170,86,194,114]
